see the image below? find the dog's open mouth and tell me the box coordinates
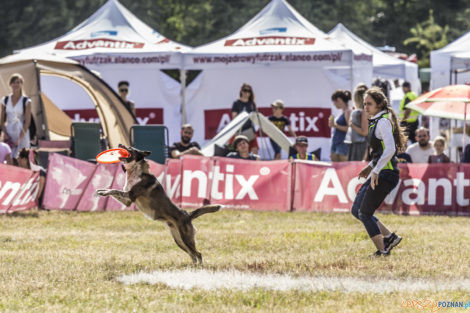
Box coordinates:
[118,144,132,162]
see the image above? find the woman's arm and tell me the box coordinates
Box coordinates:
[287,125,296,137]
[333,110,351,132]
[1,104,8,138]
[350,110,369,137]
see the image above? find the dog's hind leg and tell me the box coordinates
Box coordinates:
[177,222,203,265]
[167,222,198,264]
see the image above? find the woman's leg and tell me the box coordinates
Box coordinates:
[358,173,398,251]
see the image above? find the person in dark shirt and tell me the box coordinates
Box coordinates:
[268,100,296,159]
[168,124,203,159]
[231,83,258,154]
[226,135,260,160]
[396,152,412,163]
[428,136,450,163]
[462,143,470,163]
[117,81,136,117]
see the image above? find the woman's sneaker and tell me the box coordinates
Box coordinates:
[371,249,390,257]
[384,233,402,251]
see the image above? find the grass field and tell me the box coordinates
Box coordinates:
[0,209,469,313]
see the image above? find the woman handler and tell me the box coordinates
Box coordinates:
[351,87,406,256]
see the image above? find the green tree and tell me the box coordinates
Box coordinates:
[404,9,449,67]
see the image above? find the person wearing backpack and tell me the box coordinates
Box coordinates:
[1,73,32,158]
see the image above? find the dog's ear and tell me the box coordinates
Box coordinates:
[142,150,152,157]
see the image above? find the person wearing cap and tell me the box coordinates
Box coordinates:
[226,135,260,160]
[268,99,296,159]
[289,136,316,161]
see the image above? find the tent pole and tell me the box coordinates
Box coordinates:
[464,103,468,156]
[33,60,49,141]
[180,62,187,125]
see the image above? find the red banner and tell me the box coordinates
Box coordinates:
[209,157,291,211]
[203,107,331,139]
[76,163,118,212]
[180,156,213,208]
[0,164,39,213]
[36,154,470,215]
[292,161,470,215]
[43,154,97,211]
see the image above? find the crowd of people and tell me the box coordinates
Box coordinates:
[2,74,468,165]
[164,81,469,164]
[3,74,469,257]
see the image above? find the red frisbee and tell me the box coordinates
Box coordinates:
[96,148,130,164]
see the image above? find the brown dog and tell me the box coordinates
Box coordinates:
[96,145,220,264]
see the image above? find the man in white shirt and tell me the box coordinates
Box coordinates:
[405,127,434,163]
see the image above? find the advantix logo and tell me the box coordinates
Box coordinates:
[224,36,315,47]
[55,38,144,50]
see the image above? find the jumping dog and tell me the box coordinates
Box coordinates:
[96,145,220,264]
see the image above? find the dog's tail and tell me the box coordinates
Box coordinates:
[189,204,221,220]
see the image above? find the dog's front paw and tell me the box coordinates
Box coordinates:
[96,189,111,197]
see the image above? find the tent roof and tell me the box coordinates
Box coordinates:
[328,23,414,71]
[16,0,189,57]
[433,31,470,55]
[190,0,350,54]
[0,53,78,65]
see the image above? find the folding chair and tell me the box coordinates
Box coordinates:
[70,122,102,162]
[130,125,169,164]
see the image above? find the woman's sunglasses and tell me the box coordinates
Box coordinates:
[242,89,251,93]
[119,88,128,93]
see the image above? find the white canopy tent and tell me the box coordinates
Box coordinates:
[430,33,470,156]
[328,23,420,111]
[431,31,470,88]
[183,0,372,160]
[16,0,189,144]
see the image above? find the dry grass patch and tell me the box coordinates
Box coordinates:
[0,209,468,312]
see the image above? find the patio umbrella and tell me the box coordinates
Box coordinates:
[407,84,469,148]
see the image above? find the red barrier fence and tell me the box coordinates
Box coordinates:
[2,153,469,215]
[0,164,39,213]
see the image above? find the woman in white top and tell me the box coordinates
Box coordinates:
[351,87,407,257]
[1,73,31,158]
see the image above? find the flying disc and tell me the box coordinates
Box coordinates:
[96,148,130,164]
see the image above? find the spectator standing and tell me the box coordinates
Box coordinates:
[169,124,203,159]
[347,84,369,161]
[117,81,136,117]
[231,83,258,154]
[268,100,296,159]
[428,136,450,163]
[399,81,419,143]
[405,127,435,163]
[329,90,352,161]
[289,136,315,161]
[1,73,31,158]
[226,135,260,160]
